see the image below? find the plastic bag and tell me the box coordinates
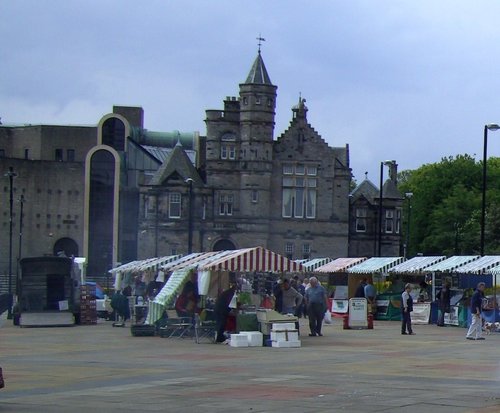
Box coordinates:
[323,311,333,324]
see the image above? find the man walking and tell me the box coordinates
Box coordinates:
[436,281,451,327]
[401,283,414,335]
[466,282,486,341]
[304,277,328,337]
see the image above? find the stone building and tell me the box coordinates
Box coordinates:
[139,52,352,259]
[0,50,403,286]
[348,162,404,257]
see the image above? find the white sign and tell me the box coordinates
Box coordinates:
[412,303,431,325]
[348,298,368,328]
[444,306,459,326]
[332,299,348,314]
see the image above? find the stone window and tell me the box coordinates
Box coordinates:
[67,149,75,162]
[385,209,394,233]
[255,96,261,105]
[267,98,273,107]
[220,144,236,160]
[282,164,317,219]
[169,193,181,219]
[395,208,402,234]
[219,194,233,216]
[302,244,311,260]
[285,242,294,259]
[356,208,367,232]
[251,190,259,203]
[24,149,29,159]
[243,97,248,105]
[55,149,63,161]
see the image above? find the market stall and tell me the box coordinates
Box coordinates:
[145,247,305,333]
[315,257,367,314]
[424,255,481,326]
[346,257,405,320]
[455,256,500,324]
[387,256,447,324]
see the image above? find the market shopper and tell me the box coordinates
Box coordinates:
[364,279,377,313]
[281,279,303,315]
[214,285,236,343]
[436,281,451,327]
[466,282,486,341]
[354,278,367,298]
[401,283,415,335]
[304,277,328,337]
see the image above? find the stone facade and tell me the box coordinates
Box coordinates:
[139,52,353,259]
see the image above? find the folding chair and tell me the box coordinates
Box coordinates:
[194,311,217,344]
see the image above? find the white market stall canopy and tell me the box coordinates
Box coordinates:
[109,255,181,274]
[315,257,367,273]
[295,258,332,271]
[454,256,500,274]
[424,255,480,273]
[347,257,405,274]
[388,256,447,274]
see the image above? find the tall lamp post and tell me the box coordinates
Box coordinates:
[5,166,17,319]
[17,194,25,275]
[378,161,393,257]
[481,124,500,256]
[404,192,413,258]
[185,178,194,254]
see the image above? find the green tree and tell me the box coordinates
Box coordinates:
[398,155,500,256]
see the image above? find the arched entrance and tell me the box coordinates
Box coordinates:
[212,239,236,251]
[53,237,79,257]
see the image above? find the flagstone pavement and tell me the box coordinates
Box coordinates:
[1,315,499,413]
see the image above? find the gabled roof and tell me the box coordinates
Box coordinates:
[425,256,480,272]
[245,52,273,85]
[149,142,203,186]
[347,257,405,274]
[350,179,379,204]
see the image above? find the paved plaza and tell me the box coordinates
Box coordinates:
[1,315,499,413]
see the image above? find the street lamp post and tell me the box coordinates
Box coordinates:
[17,194,25,275]
[377,161,393,257]
[404,192,413,258]
[5,166,17,319]
[481,124,500,256]
[185,178,194,254]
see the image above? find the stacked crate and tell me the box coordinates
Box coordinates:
[80,284,97,325]
[271,322,301,348]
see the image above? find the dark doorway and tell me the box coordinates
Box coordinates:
[47,275,65,310]
[53,238,79,257]
[212,239,236,251]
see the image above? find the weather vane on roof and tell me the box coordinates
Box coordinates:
[257,34,265,52]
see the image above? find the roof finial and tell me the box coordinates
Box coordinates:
[365,171,368,180]
[257,34,265,53]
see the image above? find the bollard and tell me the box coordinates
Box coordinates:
[368,313,374,329]
[343,314,350,330]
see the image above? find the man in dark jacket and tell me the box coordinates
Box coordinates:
[354,278,367,298]
[436,282,451,327]
[401,283,414,335]
[214,285,236,343]
[466,282,486,341]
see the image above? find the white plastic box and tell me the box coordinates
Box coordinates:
[230,334,249,347]
[272,322,296,331]
[239,331,263,347]
[272,340,301,348]
[270,330,299,342]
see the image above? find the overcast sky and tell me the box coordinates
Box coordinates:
[2,1,500,183]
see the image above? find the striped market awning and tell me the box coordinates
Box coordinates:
[315,257,368,273]
[297,258,333,271]
[199,247,304,273]
[424,255,480,272]
[347,257,405,274]
[388,256,447,274]
[455,256,500,274]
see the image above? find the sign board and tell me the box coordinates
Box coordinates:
[412,303,431,324]
[444,305,459,326]
[348,298,368,328]
[332,299,348,314]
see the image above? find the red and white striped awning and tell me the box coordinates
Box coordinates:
[200,247,304,273]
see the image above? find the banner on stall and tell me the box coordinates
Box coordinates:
[348,298,368,328]
[411,303,431,324]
